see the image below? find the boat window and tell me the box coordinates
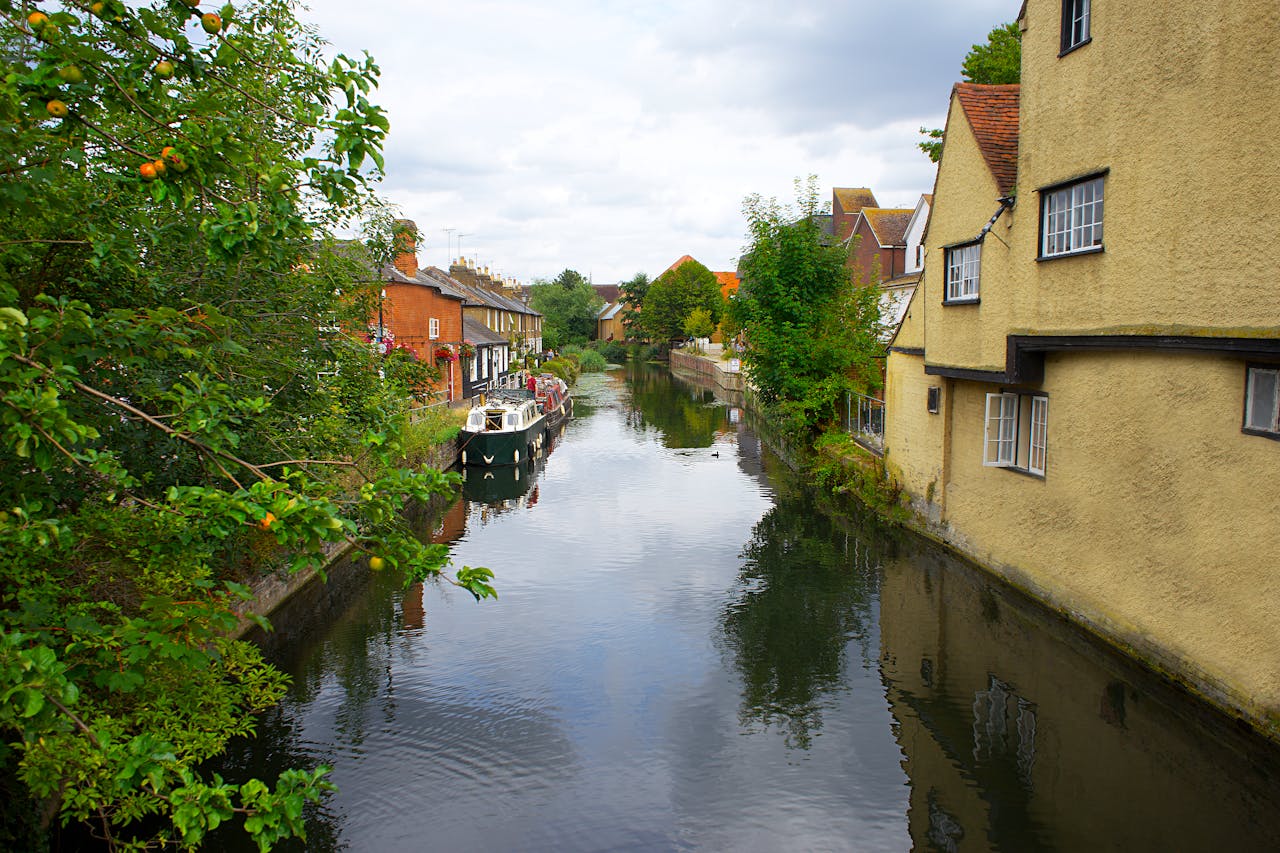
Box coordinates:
[506,414,517,428]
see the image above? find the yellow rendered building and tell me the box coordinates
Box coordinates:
[884,0,1280,735]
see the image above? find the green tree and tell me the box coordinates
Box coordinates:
[618,271,650,341]
[641,258,722,342]
[0,1,492,848]
[919,21,1022,162]
[529,269,602,350]
[682,306,715,349]
[729,178,883,436]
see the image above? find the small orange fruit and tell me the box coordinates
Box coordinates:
[46,99,68,119]
[200,12,221,33]
[139,161,157,181]
[27,11,49,29]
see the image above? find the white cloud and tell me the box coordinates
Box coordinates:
[301,0,1016,282]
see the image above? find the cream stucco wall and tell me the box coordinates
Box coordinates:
[939,351,1280,719]
[885,291,947,511]
[1014,0,1280,338]
[884,0,1280,733]
[920,93,1015,372]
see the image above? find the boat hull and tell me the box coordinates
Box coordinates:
[460,417,546,467]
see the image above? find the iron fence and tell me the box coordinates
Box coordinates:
[845,391,885,453]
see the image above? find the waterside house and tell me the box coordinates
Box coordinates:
[883,0,1280,734]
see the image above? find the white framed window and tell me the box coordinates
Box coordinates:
[1245,366,1280,437]
[984,393,1017,466]
[945,242,981,302]
[1061,0,1091,53]
[428,317,440,339]
[1041,176,1104,258]
[984,392,1049,475]
[1028,396,1048,474]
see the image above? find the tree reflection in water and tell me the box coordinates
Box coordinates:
[720,478,887,749]
[621,361,724,448]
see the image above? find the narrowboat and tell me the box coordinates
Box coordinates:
[533,374,574,430]
[459,390,547,467]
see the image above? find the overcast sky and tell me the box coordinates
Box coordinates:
[302,0,1017,284]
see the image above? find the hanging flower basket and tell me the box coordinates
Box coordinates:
[458,341,476,359]
[434,345,457,362]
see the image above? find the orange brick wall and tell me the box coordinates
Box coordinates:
[381,282,465,399]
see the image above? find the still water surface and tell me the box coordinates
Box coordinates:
[222,363,1280,852]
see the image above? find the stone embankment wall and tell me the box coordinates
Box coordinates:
[669,348,744,394]
[232,439,461,637]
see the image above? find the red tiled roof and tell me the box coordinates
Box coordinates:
[662,254,697,276]
[714,270,739,299]
[953,83,1020,196]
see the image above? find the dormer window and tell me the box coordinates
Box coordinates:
[1061,0,1091,54]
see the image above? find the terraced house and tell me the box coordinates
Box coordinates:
[884,0,1280,733]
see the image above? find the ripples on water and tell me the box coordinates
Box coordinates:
[215,364,1280,852]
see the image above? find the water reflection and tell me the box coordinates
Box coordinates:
[207,362,1280,853]
[720,481,886,749]
[880,537,1280,852]
[622,361,726,448]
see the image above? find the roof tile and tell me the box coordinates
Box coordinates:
[953,83,1020,196]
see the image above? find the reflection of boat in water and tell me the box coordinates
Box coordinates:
[463,462,537,504]
[460,390,547,467]
[462,420,565,508]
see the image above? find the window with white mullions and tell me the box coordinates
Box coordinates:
[984,392,1050,474]
[1245,367,1280,436]
[1041,176,1104,257]
[1061,0,1091,52]
[984,393,1018,466]
[1029,396,1048,474]
[945,242,981,302]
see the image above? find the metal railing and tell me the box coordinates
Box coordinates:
[845,391,885,453]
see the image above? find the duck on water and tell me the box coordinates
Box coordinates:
[459,374,572,467]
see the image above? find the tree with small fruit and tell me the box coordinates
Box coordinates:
[0,1,492,849]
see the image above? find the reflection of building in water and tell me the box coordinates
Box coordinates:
[431,498,468,544]
[879,540,1280,852]
[402,582,425,630]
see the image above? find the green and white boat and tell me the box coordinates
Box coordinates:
[459,390,548,467]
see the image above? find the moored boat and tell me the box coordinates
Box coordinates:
[533,373,573,429]
[459,390,547,467]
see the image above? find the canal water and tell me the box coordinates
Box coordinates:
[220,362,1280,852]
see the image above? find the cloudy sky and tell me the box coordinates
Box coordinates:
[302,0,1017,284]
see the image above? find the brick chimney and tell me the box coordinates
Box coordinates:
[392,219,418,278]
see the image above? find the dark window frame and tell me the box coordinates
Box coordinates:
[927,386,940,414]
[1060,0,1092,55]
[943,239,982,305]
[1038,172,1106,260]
